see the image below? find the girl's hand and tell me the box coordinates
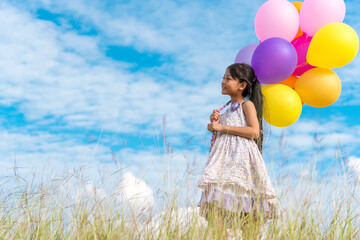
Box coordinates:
[207,120,224,133]
[210,109,221,122]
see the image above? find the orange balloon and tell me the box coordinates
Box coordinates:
[292,2,303,40]
[278,75,298,88]
[295,68,341,108]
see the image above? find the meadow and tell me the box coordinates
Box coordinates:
[0,132,359,240]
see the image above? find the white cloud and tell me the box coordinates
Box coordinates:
[0,125,210,215]
[11,0,260,78]
[260,117,360,172]
[0,1,235,138]
[35,0,259,52]
[145,206,207,238]
[348,156,360,179]
[84,183,107,200]
[0,129,114,187]
[117,171,155,220]
[2,0,358,142]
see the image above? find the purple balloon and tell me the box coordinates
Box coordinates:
[235,44,259,65]
[251,37,297,84]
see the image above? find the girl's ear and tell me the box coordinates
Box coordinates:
[239,81,247,91]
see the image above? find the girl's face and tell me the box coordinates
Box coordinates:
[221,68,246,96]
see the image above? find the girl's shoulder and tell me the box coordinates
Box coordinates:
[242,100,255,109]
[241,100,257,116]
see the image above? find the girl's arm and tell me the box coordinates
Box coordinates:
[210,101,260,140]
[220,125,259,140]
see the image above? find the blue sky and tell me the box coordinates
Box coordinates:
[1,0,360,210]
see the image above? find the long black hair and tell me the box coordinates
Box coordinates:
[227,63,264,152]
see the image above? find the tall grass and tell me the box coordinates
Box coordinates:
[0,128,359,239]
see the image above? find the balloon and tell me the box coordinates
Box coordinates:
[251,37,298,84]
[255,0,299,42]
[235,44,258,65]
[291,34,315,76]
[278,75,298,89]
[295,68,341,108]
[300,0,346,36]
[262,84,302,128]
[292,2,303,40]
[307,23,359,68]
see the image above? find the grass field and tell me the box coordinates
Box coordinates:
[0,134,359,239]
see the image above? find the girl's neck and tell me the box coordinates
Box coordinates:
[230,95,245,104]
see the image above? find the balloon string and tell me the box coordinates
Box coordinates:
[209,100,231,152]
[296,62,310,68]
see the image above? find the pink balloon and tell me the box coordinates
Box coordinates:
[255,0,299,42]
[291,34,315,76]
[300,0,346,36]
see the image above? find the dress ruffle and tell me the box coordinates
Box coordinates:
[197,183,284,219]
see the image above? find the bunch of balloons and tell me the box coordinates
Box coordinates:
[234,0,359,127]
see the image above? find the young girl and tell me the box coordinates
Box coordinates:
[198,63,284,238]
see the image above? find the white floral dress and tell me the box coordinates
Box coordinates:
[198,100,284,219]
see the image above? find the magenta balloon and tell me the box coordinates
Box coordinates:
[235,44,259,65]
[291,34,315,76]
[251,37,297,84]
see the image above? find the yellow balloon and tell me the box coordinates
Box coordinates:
[262,84,302,127]
[307,23,359,68]
[295,68,341,108]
